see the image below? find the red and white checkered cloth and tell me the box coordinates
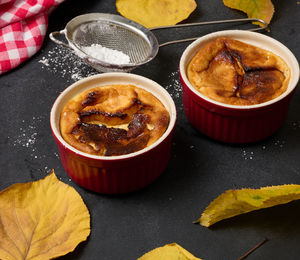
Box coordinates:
[0,0,64,75]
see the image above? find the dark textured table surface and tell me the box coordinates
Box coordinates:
[1,0,300,259]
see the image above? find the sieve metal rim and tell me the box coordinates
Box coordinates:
[59,13,159,70]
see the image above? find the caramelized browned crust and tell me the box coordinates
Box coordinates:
[60,85,170,156]
[187,38,291,105]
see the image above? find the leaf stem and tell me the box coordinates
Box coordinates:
[237,238,268,260]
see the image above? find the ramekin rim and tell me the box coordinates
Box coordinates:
[179,30,300,110]
[50,72,177,161]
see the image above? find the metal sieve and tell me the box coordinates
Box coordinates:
[49,13,268,72]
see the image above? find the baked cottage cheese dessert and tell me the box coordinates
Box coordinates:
[60,84,170,156]
[187,37,291,105]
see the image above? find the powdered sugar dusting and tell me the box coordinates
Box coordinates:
[38,45,98,81]
[241,139,286,160]
[241,150,255,160]
[165,70,182,100]
[11,119,39,149]
[292,121,300,130]
[8,116,60,165]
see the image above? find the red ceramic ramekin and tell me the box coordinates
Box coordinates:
[50,73,176,194]
[180,30,300,143]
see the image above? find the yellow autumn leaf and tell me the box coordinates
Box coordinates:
[197,184,300,227]
[223,0,274,25]
[138,243,202,260]
[116,0,197,28]
[0,170,90,260]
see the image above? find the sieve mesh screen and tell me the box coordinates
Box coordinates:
[72,20,151,64]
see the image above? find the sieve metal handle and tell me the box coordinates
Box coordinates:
[150,18,269,47]
[49,30,71,49]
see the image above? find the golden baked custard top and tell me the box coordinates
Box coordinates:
[187,37,291,105]
[60,84,170,156]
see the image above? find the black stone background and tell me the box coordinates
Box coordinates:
[1,0,300,259]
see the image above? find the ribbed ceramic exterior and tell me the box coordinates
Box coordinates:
[52,131,173,194]
[181,74,294,143]
[180,30,299,143]
[50,73,176,194]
